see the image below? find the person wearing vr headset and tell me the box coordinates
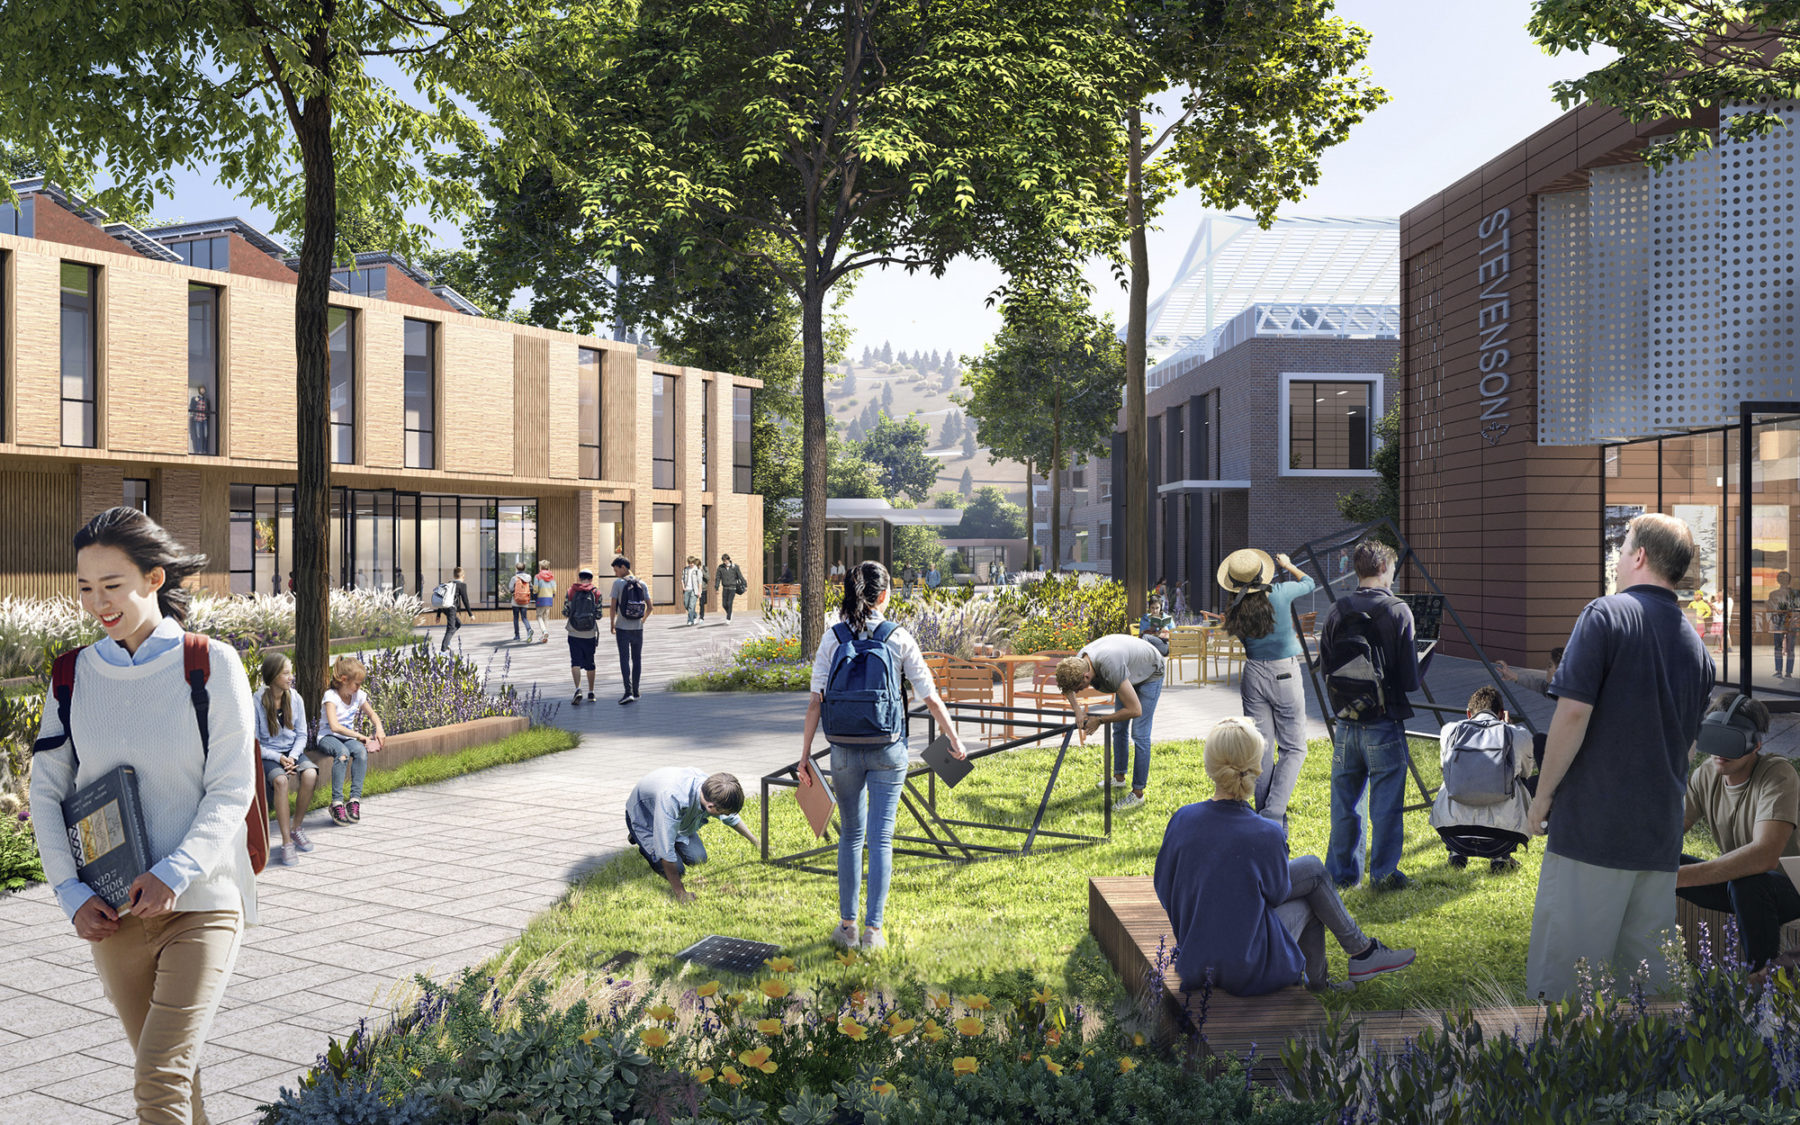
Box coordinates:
[1678,691,1800,969]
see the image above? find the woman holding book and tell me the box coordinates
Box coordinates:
[29,506,257,1125]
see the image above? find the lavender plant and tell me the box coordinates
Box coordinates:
[352,643,560,733]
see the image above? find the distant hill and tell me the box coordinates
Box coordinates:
[830,356,1029,509]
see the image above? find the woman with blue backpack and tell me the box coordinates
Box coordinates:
[801,561,966,951]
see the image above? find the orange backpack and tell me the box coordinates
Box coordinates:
[512,575,532,605]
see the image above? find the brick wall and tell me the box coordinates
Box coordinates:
[104,266,187,456]
[224,234,296,286]
[29,194,139,257]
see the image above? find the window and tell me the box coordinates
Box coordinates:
[170,236,228,271]
[329,307,356,463]
[0,196,34,237]
[597,500,625,564]
[403,318,435,469]
[578,347,602,479]
[733,386,753,493]
[332,265,387,298]
[701,380,711,492]
[187,284,220,455]
[652,374,676,489]
[653,503,676,603]
[60,262,97,448]
[1099,521,1112,561]
[123,478,149,513]
[1281,375,1378,475]
[1168,405,1185,479]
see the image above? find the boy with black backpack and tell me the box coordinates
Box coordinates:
[610,556,653,704]
[1431,686,1536,872]
[1319,540,1422,892]
[563,567,602,705]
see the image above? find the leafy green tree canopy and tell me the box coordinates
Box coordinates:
[859,414,939,503]
[947,486,1028,540]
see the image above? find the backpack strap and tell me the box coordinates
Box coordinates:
[31,646,87,759]
[183,633,212,758]
[872,621,899,644]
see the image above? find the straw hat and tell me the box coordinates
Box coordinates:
[1217,548,1275,594]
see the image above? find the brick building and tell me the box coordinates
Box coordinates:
[1401,94,1800,689]
[0,182,761,610]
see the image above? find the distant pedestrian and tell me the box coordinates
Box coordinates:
[902,565,918,595]
[716,554,746,621]
[432,566,472,652]
[187,384,213,454]
[509,562,535,642]
[1219,548,1317,830]
[926,565,942,590]
[682,556,705,625]
[533,561,557,645]
[1770,571,1798,679]
[564,567,601,705]
[1526,513,1715,1002]
[610,556,653,703]
[287,570,294,593]
[781,563,795,584]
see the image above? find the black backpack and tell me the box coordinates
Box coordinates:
[567,586,599,632]
[617,577,650,620]
[1323,597,1396,722]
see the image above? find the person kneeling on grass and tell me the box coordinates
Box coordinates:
[256,653,319,866]
[1430,685,1537,873]
[1153,717,1416,994]
[625,767,761,904]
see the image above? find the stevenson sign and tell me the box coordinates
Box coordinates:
[1476,207,1512,445]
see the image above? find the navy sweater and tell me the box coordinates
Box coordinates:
[1153,800,1304,996]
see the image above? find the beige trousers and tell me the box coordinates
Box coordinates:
[91,908,243,1125]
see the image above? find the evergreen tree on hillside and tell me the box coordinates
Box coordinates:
[930,348,941,370]
[943,364,960,393]
[842,369,858,396]
[862,345,873,365]
[960,466,973,495]
[939,411,961,445]
[880,341,893,364]
[882,382,895,410]
[962,430,977,459]
[847,417,866,444]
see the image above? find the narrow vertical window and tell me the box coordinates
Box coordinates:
[60,262,97,448]
[578,347,601,479]
[403,318,435,469]
[187,284,220,455]
[653,374,676,488]
[733,386,753,493]
[329,307,356,464]
[653,503,676,603]
[122,478,149,513]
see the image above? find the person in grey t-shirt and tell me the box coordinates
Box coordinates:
[1056,634,1166,810]
[609,556,654,703]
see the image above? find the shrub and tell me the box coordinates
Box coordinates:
[353,644,560,734]
[1001,576,1125,652]
[0,814,43,893]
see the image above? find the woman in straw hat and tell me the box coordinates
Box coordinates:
[1153,718,1414,994]
[1219,547,1317,828]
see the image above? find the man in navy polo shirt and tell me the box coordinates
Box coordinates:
[1526,513,1716,1001]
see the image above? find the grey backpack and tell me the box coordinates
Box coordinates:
[1441,716,1517,806]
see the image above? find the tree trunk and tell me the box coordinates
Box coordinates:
[1050,393,1063,573]
[1024,456,1034,570]
[292,94,336,748]
[799,278,828,661]
[1124,104,1149,620]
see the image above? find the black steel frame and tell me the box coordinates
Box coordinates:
[1288,517,1542,812]
[760,701,1116,875]
[1739,402,1800,704]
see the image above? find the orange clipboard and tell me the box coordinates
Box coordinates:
[795,753,836,838]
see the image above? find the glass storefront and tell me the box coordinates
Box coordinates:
[230,485,538,608]
[1601,414,1800,693]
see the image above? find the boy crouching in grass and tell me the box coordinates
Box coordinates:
[625,768,761,903]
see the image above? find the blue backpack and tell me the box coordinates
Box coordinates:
[820,621,906,744]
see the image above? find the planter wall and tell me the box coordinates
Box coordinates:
[372,716,531,771]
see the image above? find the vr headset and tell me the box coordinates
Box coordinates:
[1696,694,1762,760]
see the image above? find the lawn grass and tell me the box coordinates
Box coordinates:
[505,729,1588,1013]
[291,725,579,814]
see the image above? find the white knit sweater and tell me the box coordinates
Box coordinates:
[30,637,259,925]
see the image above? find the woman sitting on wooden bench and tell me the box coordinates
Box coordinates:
[1153,717,1417,994]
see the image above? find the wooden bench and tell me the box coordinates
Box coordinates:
[1089,875,1553,1068]
[1677,895,1800,963]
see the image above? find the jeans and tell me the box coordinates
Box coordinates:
[1271,855,1371,988]
[1777,631,1796,677]
[615,628,644,695]
[831,738,908,929]
[512,605,533,639]
[722,590,736,620]
[317,733,367,803]
[1327,718,1409,886]
[629,821,708,878]
[684,591,699,624]
[1110,675,1163,791]
[439,607,461,652]
[1677,855,1800,967]
[1243,656,1308,821]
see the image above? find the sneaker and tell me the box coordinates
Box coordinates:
[630,692,641,701]
[1372,872,1412,893]
[1095,776,1128,791]
[572,691,583,706]
[619,694,635,705]
[1113,791,1145,811]
[347,800,361,823]
[292,828,315,853]
[587,691,596,702]
[830,921,859,949]
[861,926,887,951]
[1448,854,1468,869]
[1490,856,1520,873]
[330,803,349,826]
[1348,938,1416,982]
[277,843,299,867]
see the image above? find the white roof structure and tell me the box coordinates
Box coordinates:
[1141,214,1399,379]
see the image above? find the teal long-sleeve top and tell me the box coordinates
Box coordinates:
[1239,575,1317,662]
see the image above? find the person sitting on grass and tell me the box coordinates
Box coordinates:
[1679,691,1800,970]
[256,653,318,866]
[625,767,760,904]
[1430,685,1536,873]
[318,655,385,826]
[1154,717,1416,995]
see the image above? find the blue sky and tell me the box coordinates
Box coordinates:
[133,1,1612,359]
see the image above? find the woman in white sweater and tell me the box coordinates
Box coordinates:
[29,506,256,1125]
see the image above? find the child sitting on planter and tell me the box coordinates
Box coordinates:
[318,655,385,826]
[256,652,318,865]
[1154,717,1415,994]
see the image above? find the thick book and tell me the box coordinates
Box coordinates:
[62,765,153,913]
[921,736,972,788]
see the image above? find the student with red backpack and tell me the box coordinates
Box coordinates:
[800,561,966,951]
[564,566,602,705]
[28,507,259,1125]
[509,561,535,642]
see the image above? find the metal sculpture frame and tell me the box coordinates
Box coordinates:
[1289,517,1543,812]
[761,700,1116,876]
